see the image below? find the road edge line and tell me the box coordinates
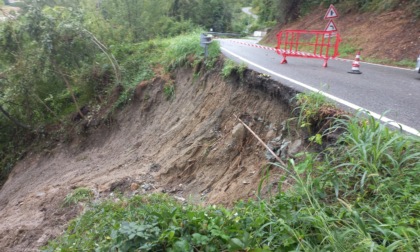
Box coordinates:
[221,47,420,137]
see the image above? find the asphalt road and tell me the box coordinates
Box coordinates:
[219,39,420,136]
[241,7,258,20]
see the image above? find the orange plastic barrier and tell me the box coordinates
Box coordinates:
[276,30,341,67]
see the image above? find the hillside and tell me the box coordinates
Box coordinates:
[262,6,420,64]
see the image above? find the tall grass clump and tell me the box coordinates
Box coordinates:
[221,59,247,78]
[162,31,220,71]
[43,92,420,251]
[291,91,345,137]
[112,31,220,107]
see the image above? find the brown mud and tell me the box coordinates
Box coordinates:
[0,59,305,251]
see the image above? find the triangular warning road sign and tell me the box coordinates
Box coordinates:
[324,4,339,19]
[324,19,338,32]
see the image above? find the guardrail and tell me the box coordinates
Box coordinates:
[206,32,242,38]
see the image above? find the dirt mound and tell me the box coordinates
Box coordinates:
[0,59,303,251]
[263,7,420,62]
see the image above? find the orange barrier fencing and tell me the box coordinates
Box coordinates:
[276,30,341,67]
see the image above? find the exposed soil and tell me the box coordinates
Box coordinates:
[1,6,419,251]
[0,59,304,251]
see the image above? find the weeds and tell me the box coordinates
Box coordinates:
[111,31,220,109]
[162,31,220,71]
[338,42,358,58]
[364,57,417,68]
[221,59,247,79]
[292,91,334,130]
[44,92,420,251]
[63,187,93,206]
[163,83,175,100]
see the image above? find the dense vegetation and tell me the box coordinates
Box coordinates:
[44,92,420,251]
[0,0,248,187]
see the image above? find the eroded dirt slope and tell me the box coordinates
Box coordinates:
[0,59,302,251]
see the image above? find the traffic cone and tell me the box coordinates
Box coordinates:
[348,51,362,74]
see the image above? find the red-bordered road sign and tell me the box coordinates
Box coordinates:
[324,19,338,32]
[324,4,339,19]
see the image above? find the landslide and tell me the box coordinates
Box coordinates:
[3,5,418,252]
[0,59,302,250]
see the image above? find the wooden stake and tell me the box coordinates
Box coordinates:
[236,115,286,167]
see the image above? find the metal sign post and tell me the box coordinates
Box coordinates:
[200,33,212,58]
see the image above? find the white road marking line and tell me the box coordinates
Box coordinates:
[221,47,420,137]
[336,57,416,71]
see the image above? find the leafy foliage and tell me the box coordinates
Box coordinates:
[63,187,94,206]
[0,0,228,187]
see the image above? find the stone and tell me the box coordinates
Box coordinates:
[231,123,246,143]
[265,129,277,141]
[141,183,152,191]
[288,139,303,157]
[130,183,139,191]
[174,196,186,202]
[265,135,283,161]
[280,140,291,159]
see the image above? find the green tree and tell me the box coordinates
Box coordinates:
[0,2,110,127]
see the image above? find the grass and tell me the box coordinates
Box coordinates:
[63,187,94,206]
[221,59,247,79]
[363,57,417,68]
[291,91,344,135]
[338,43,358,58]
[43,92,420,251]
[163,83,175,100]
[112,31,220,108]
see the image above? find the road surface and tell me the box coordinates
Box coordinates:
[242,7,258,20]
[219,39,420,136]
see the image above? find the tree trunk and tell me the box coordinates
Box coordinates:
[51,58,85,120]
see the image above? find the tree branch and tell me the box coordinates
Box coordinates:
[84,29,121,85]
[236,115,286,167]
[0,104,31,129]
[51,59,84,120]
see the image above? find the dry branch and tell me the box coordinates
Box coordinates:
[236,115,286,167]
